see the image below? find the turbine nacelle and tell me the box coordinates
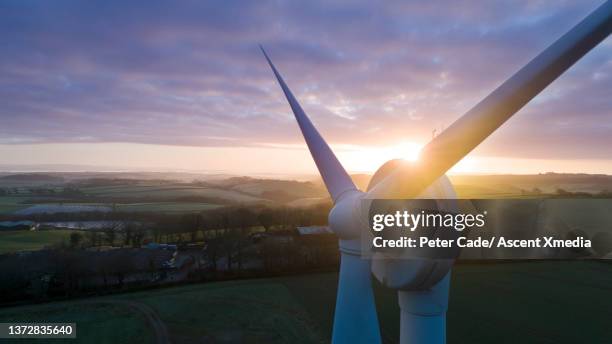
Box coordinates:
[367,159,459,291]
[326,158,460,290]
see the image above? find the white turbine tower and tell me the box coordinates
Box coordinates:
[261,1,612,343]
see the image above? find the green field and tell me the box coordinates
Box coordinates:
[0,196,30,214]
[0,199,223,215]
[0,261,610,343]
[0,301,154,344]
[0,230,75,254]
[0,182,260,215]
[114,202,222,213]
[81,184,263,203]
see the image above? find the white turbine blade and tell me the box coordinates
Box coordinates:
[369,1,612,199]
[420,0,611,179]
[261,46,357,202]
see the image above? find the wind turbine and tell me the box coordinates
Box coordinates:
[261,1,612,343]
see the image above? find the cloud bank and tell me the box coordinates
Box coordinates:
[0,0,610,159]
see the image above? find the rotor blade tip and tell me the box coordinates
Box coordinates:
[259,45,270,61]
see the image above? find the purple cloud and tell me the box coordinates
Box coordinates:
[0,0,610,159]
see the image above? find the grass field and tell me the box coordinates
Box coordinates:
[0,230,75,254]
[114,202,222,213]
[0,196,30,214]
[10,202,225,213]
[0,261,610,343]
[81,184,264,203]
[0,182,257,215]
[0,301,154,344]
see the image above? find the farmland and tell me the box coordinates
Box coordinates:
[0,230,75,254]
[1,172,611,258]
[81,184,263,203]
[0,174,327,215]
[11,202,222,215]
[0,183,250,215]
[0,171,610,339]
[2,172,612,216]
[0,196,30,214]
[0,261,610,343]
[0,301,154,344]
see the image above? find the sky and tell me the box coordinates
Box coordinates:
[0,0,611,175]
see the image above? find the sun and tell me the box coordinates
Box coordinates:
[338,141,423,173]
[388,141,422,162]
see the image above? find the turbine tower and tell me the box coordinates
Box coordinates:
[262,1,612,343]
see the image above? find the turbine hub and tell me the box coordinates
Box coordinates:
[368,159,459,291]
[328,189,369,254]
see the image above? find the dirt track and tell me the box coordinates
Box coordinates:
[84,300,170,344]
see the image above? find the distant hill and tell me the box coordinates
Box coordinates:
[450,173,612,196]
[208,176,327,203]
[0,173,64,182]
